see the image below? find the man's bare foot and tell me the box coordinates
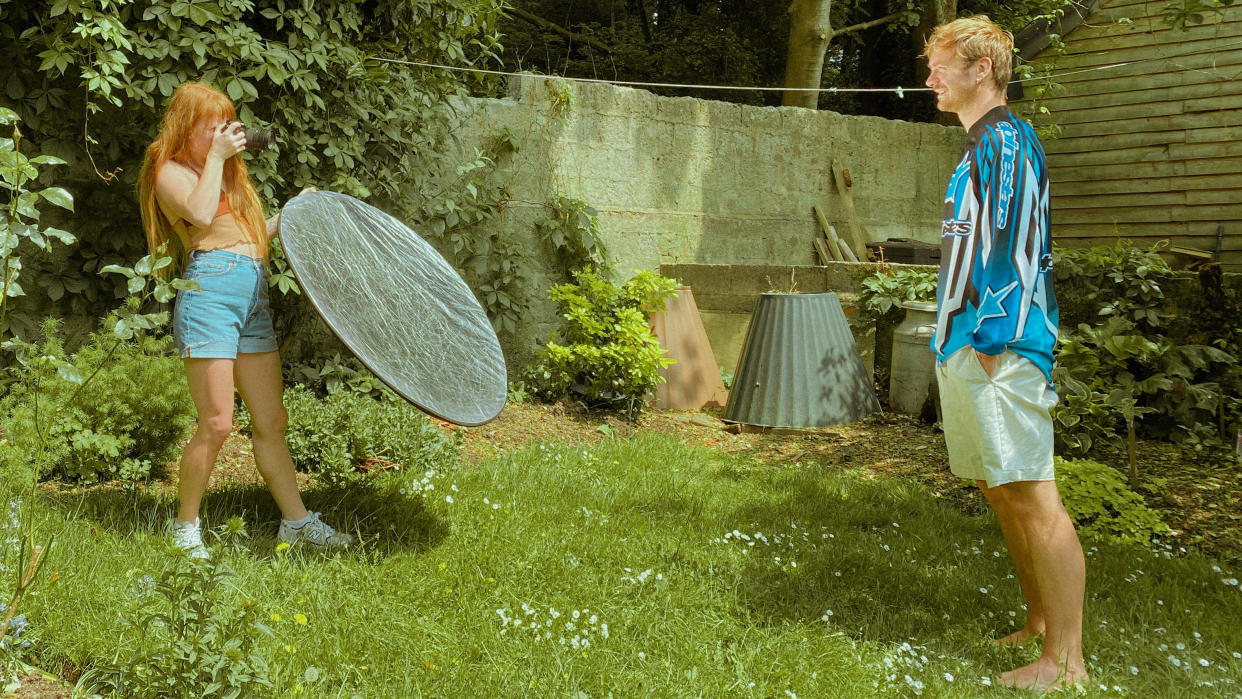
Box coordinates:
[998,657,1088,692]
[994,626,1045,646]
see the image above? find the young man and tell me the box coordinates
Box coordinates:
[924,16,1088,691]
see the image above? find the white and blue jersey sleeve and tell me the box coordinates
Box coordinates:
[931,106,1059,382]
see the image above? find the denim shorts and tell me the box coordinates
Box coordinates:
[172,250,279,359]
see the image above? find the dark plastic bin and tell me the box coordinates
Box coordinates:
[866,238,941,265]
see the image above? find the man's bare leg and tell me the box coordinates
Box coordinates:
[995,480,1088,691]
[979,479,1045,646]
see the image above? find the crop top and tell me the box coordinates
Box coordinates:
[171,190,264,258]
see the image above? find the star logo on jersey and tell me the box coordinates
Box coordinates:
[976,281,1019,325]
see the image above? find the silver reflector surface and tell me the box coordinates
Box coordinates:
[279,191,506,426]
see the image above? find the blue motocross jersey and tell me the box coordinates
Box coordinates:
[931,105,1059,382]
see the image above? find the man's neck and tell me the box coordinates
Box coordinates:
[957,94,1007,132]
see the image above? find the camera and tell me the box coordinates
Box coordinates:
[243,127,275,151]
[226,122,275,150]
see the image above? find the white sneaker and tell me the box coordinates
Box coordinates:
[170,518,209,560]
[278,512,353,549]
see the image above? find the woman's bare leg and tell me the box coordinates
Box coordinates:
[233,351,308,521]
[178,358,236,524]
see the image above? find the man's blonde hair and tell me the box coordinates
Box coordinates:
[923,16,1013,94]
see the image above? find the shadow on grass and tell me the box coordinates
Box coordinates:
[39,478,449,560]
[726,467,1012,645]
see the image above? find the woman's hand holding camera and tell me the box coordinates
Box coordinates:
[209,121,247,161]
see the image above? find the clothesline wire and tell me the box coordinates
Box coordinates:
[370,36,1242,96]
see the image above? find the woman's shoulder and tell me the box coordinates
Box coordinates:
[157,159,197,182]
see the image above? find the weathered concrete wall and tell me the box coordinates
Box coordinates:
[447,76,965,369]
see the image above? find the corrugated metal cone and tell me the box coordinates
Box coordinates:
[650,286,728,410]
[724,292,880,428]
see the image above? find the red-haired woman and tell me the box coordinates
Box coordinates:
[138,81,350,557]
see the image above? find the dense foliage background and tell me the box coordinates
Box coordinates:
[0,0,505,339]
[497,0,1074,119]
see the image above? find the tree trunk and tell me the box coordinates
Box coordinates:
[782,0,833,108]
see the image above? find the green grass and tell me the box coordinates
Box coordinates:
[10,432,1242,697]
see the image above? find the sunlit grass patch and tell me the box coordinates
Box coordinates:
[9,432,1241,696]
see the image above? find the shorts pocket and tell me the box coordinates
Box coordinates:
[956,347,994,384]
[186,259,237,280]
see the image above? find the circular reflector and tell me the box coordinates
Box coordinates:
[278,191,506,425]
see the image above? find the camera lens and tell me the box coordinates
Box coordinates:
[243,127,275,150]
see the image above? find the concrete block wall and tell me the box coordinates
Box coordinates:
[446,76,965,369]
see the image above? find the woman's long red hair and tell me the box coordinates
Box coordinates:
[137,81,266,264]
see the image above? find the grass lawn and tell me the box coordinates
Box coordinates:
[8,408,1242,697]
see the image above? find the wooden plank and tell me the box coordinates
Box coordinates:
[1096,0,1242,19]
[1053,109,1242,139]
[1185,189,1242,206]
[1184,158,1242,177]
[1048,144,1170,168]
[829,160,868,260]
[1059,230,1242,245]
[1030,34,1242,70]
[1050,157,1242,183]
[813,238,834,265]
[1049,174,1242,195]
[1055,234,1242,252]
[1054,189,1241,209]
[1054,191,1186,209]
[834,226,859,263]
[1064,17,1169,40]
[812,204,844,261]
[1038,94,1242,127]
[1057,11,1241,40]
[1022,57,1242,104]
[1054,208,1174,225]
[1169,140,1242,159]
[1053,203,1242,225]
[1035,80,1242,114]
[1031,49,1242,85]
[1098,0,1201,15]
[1044,130,1182,155]
[1185,93,1242,112]
[1038,99,1185,125]
[1052,220,1239,237]
[1188,125,1242,143]
[1065,18,1242,54]
[1044,126,1238,155]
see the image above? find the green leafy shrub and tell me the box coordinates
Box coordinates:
[524,268,677,418]
[237,386,459,486]
[1052,242,1237,457]
[857,266,938,322]
[1053,242,1173,333]
[534,196,611,281]
[1055,456,1172,545]
[79,521,276,697]
[0,316,193,484]
[288,352,391,401]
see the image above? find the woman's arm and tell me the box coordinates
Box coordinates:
[155,123,246,228]
[265,187,317,240]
